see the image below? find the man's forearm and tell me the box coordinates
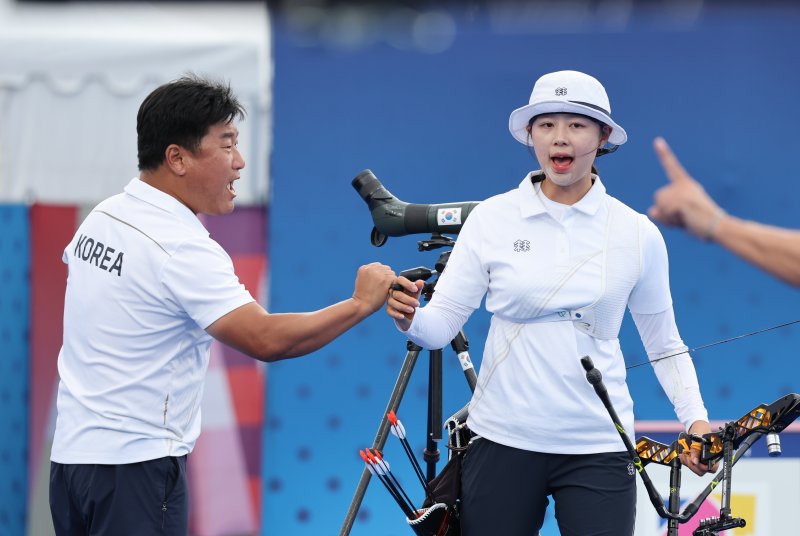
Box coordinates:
[713,216,800,287]
[261,298,374,360]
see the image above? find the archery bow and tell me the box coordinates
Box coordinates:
[581,355,800,536]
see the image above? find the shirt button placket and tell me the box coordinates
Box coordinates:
[556,227,569,261]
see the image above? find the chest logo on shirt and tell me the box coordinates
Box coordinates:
[74,234,124,276]
[513,239,530,252]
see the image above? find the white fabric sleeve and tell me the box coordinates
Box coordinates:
[162,237,255,329]
[628,216,673,315]
[632,307,709,429]
[396,291,476,350]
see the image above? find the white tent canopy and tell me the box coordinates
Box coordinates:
[0,0,271,205]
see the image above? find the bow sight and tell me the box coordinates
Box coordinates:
[581,355,800,536]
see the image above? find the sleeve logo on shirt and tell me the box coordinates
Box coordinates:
[513,239,531,252]
[74,234,124,276]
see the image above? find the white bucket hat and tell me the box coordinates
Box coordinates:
[508,70,627,147]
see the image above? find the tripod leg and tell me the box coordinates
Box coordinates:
[424,348,443,482]
[442,329,478,429]
[339,342,422,536]
[451,330,477,392]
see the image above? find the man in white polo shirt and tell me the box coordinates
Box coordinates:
[49,75,395,535]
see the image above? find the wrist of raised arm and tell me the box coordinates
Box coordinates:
[348,296,375,319]
[703,208,728,242]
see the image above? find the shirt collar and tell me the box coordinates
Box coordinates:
[518,171,607,218]
[123,177,210,236]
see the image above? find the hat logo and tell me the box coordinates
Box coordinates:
[555,87,567,96]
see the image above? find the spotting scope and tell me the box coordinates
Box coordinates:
[352,169,480,246]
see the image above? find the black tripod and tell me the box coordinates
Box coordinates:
[339,234,479,536]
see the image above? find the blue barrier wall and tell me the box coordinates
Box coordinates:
[265,3,800,535]
[0,205,30,536]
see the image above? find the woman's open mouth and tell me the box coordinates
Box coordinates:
[551,156,573,173]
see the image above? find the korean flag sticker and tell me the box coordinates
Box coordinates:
[437,207,462,226]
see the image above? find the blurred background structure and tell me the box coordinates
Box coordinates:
[1,0,799,535]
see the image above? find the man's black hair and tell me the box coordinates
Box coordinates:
[137,74,246,171]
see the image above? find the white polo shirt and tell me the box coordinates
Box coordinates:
[405,173,707,454]
[51,178,255,464]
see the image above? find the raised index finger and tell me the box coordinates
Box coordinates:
[653,136,692,184]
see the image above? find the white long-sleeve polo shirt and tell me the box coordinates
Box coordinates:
[51,178,255,465]
[403,173,708,454]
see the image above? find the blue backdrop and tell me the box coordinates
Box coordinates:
[0,205,30,536]
[263,3,800,535]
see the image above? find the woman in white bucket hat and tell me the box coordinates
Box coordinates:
[387,70,715,535]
